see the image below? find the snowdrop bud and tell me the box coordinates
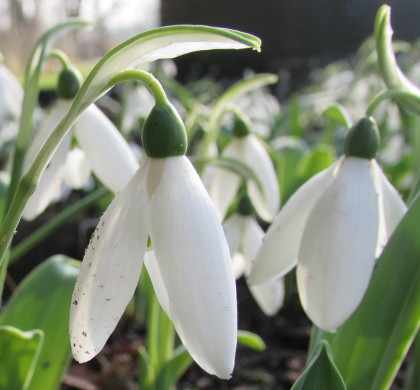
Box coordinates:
[237,195,254,216]
[232,114,251,138]
[142,102,187,157]
[344,116,380,160]
[57,66,83,100]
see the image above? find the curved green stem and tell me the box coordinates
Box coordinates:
[201,73,278,159]
[366,89,420,117]
[106,69,169,105]
[49,49,72,69]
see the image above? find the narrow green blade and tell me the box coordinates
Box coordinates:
[291,340,347,390]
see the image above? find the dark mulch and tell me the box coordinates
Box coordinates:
[60,279,311,390]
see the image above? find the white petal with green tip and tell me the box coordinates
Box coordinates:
[73,105,139,193]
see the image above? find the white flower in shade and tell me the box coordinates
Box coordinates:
[208,114,280,222]
[248,117,407,332]
[22,101,139,220]
[223,198,284,316]
[0,63,23,124]
[70,102,237,379]
[121,84,155,134]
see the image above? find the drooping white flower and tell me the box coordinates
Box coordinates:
[248,117,407,332]
[70,102,237,379]
[22,101,139,220]
[208,113,280,222]
[0,63,23,148]
[223,203,284,317]
[0,63,23,124]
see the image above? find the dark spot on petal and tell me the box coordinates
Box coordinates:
[73,300,78,305]
[82,331,87,337]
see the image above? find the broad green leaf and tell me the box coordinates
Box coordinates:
[322,104,352,128]
[325,192,420,390]
[402,333,420,390]
[270,136,307,202]
[297,144,336,184]
[238,330,266,351]
[0,255,79,390]
[155,346,193,390]
[0,326,43,390]
[291,340,347,390]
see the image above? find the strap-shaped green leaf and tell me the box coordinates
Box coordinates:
[0,255,79,390]
[0,326,43,390]
[291,340,347,390]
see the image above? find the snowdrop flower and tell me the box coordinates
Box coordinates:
[223,196,284,316]
[0,62,23,124]
[120,84,155,134]
[0,62,23,145]
[208,113,280,222]
[70,101,237,379]
[22,67,139,220]
[248,117,407,332]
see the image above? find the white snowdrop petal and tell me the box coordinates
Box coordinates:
[149,156,237,379]
[63,148,92,189]
[242,217,264,272]
[23,101,72,173]
[143,249,171,317]
[249,278,285,317]
[374,161,407,238]
[22,132,71,220]
[223,214,246,258]
[70,162,149,363]
[248,160,338,285]
[232,253,247,279]
[0,64,23,120]
[207,142,241,220]
[73,105,139,193]
[242,135,280,222]
[297,157,379,332]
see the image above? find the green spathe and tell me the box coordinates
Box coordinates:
[233,115,251,138]
[142,103,187,158]
[237,195,254,216]
[57,67,82,100]
[344,116,380,160]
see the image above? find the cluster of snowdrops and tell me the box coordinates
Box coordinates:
[0,5,418,390]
